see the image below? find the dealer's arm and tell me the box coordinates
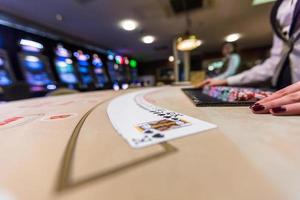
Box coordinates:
[196,35,282,88]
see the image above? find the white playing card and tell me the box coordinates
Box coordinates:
[107,89,217,149]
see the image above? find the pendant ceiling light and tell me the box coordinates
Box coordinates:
[177,32,202,51]
[176,0,202,51]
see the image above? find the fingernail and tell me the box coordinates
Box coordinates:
[271,107,287,113]
[251,104,265,112]
[249,103,259,109]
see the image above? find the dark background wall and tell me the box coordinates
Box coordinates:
[139,45,271,82]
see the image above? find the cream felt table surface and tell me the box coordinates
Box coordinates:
[0,86,299,200]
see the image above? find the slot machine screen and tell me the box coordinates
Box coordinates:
[19,55,54,87]
[92,54,108,88]
[54,45,78,86]
[18,39,56,92]
[0,50,14,86]
[74,50,93,87]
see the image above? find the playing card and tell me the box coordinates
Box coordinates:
[107,88,217,149]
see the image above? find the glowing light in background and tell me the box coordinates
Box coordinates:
[124,57,130,65]
[20,39,44,49]
[122,83,129,90]
[176,35,202,51]
[113,83,120,91]
[108,54,114,61]
[115,55,124,65]
[56,61,67,68]
[47,84,57,90]
[129,59,137,68]
[119,19,138,31]
[25,56,39,62]
[141,35,156,44]
[66,59,73,64]
[224,33,242,42]
[168,56,175,62]
[0,58,4,66]
[208,65,214,71]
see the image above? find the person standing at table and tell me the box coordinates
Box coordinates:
[212,42,241,80]
[197,0,300,90]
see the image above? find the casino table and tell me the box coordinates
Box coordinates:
[0,86,299,200]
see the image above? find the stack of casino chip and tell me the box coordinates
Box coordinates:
[203,86,272,102]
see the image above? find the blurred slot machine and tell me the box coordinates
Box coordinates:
[128,58,141,87]
[116,56,140,88]
[92,54,109,89]
[54,44,79,89]
[0,49,14,88]
[18,39,56,93]
[115,55,130,90]
[73,50,93,89]
[106,54,123,91]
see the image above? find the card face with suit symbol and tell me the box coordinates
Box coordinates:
[107,89,217,149]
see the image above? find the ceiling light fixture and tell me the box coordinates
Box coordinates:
[176,0,202,51]
[225,33,242,42]
[56,14,63,21]
[119,19,138,31]
[177,34,202,51]
[141,35,156,44]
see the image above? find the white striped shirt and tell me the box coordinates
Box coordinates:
[227,0,300,86]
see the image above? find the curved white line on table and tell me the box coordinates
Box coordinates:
[107,89,216,149]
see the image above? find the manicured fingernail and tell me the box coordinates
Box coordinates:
[251,104,265,112]
[249,103,259,109]
[271,107,287,113]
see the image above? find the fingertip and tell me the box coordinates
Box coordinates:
[270,107,287,116]
[251,104,265,112]
[250,104,270,114]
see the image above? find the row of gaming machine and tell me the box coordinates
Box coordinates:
[0,39,139,95]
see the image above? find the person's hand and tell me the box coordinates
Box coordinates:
[195,78,228,88]
[250,81,300,116]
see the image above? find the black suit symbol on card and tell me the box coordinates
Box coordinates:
[152,134,164,138]
[144,130,154,134]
